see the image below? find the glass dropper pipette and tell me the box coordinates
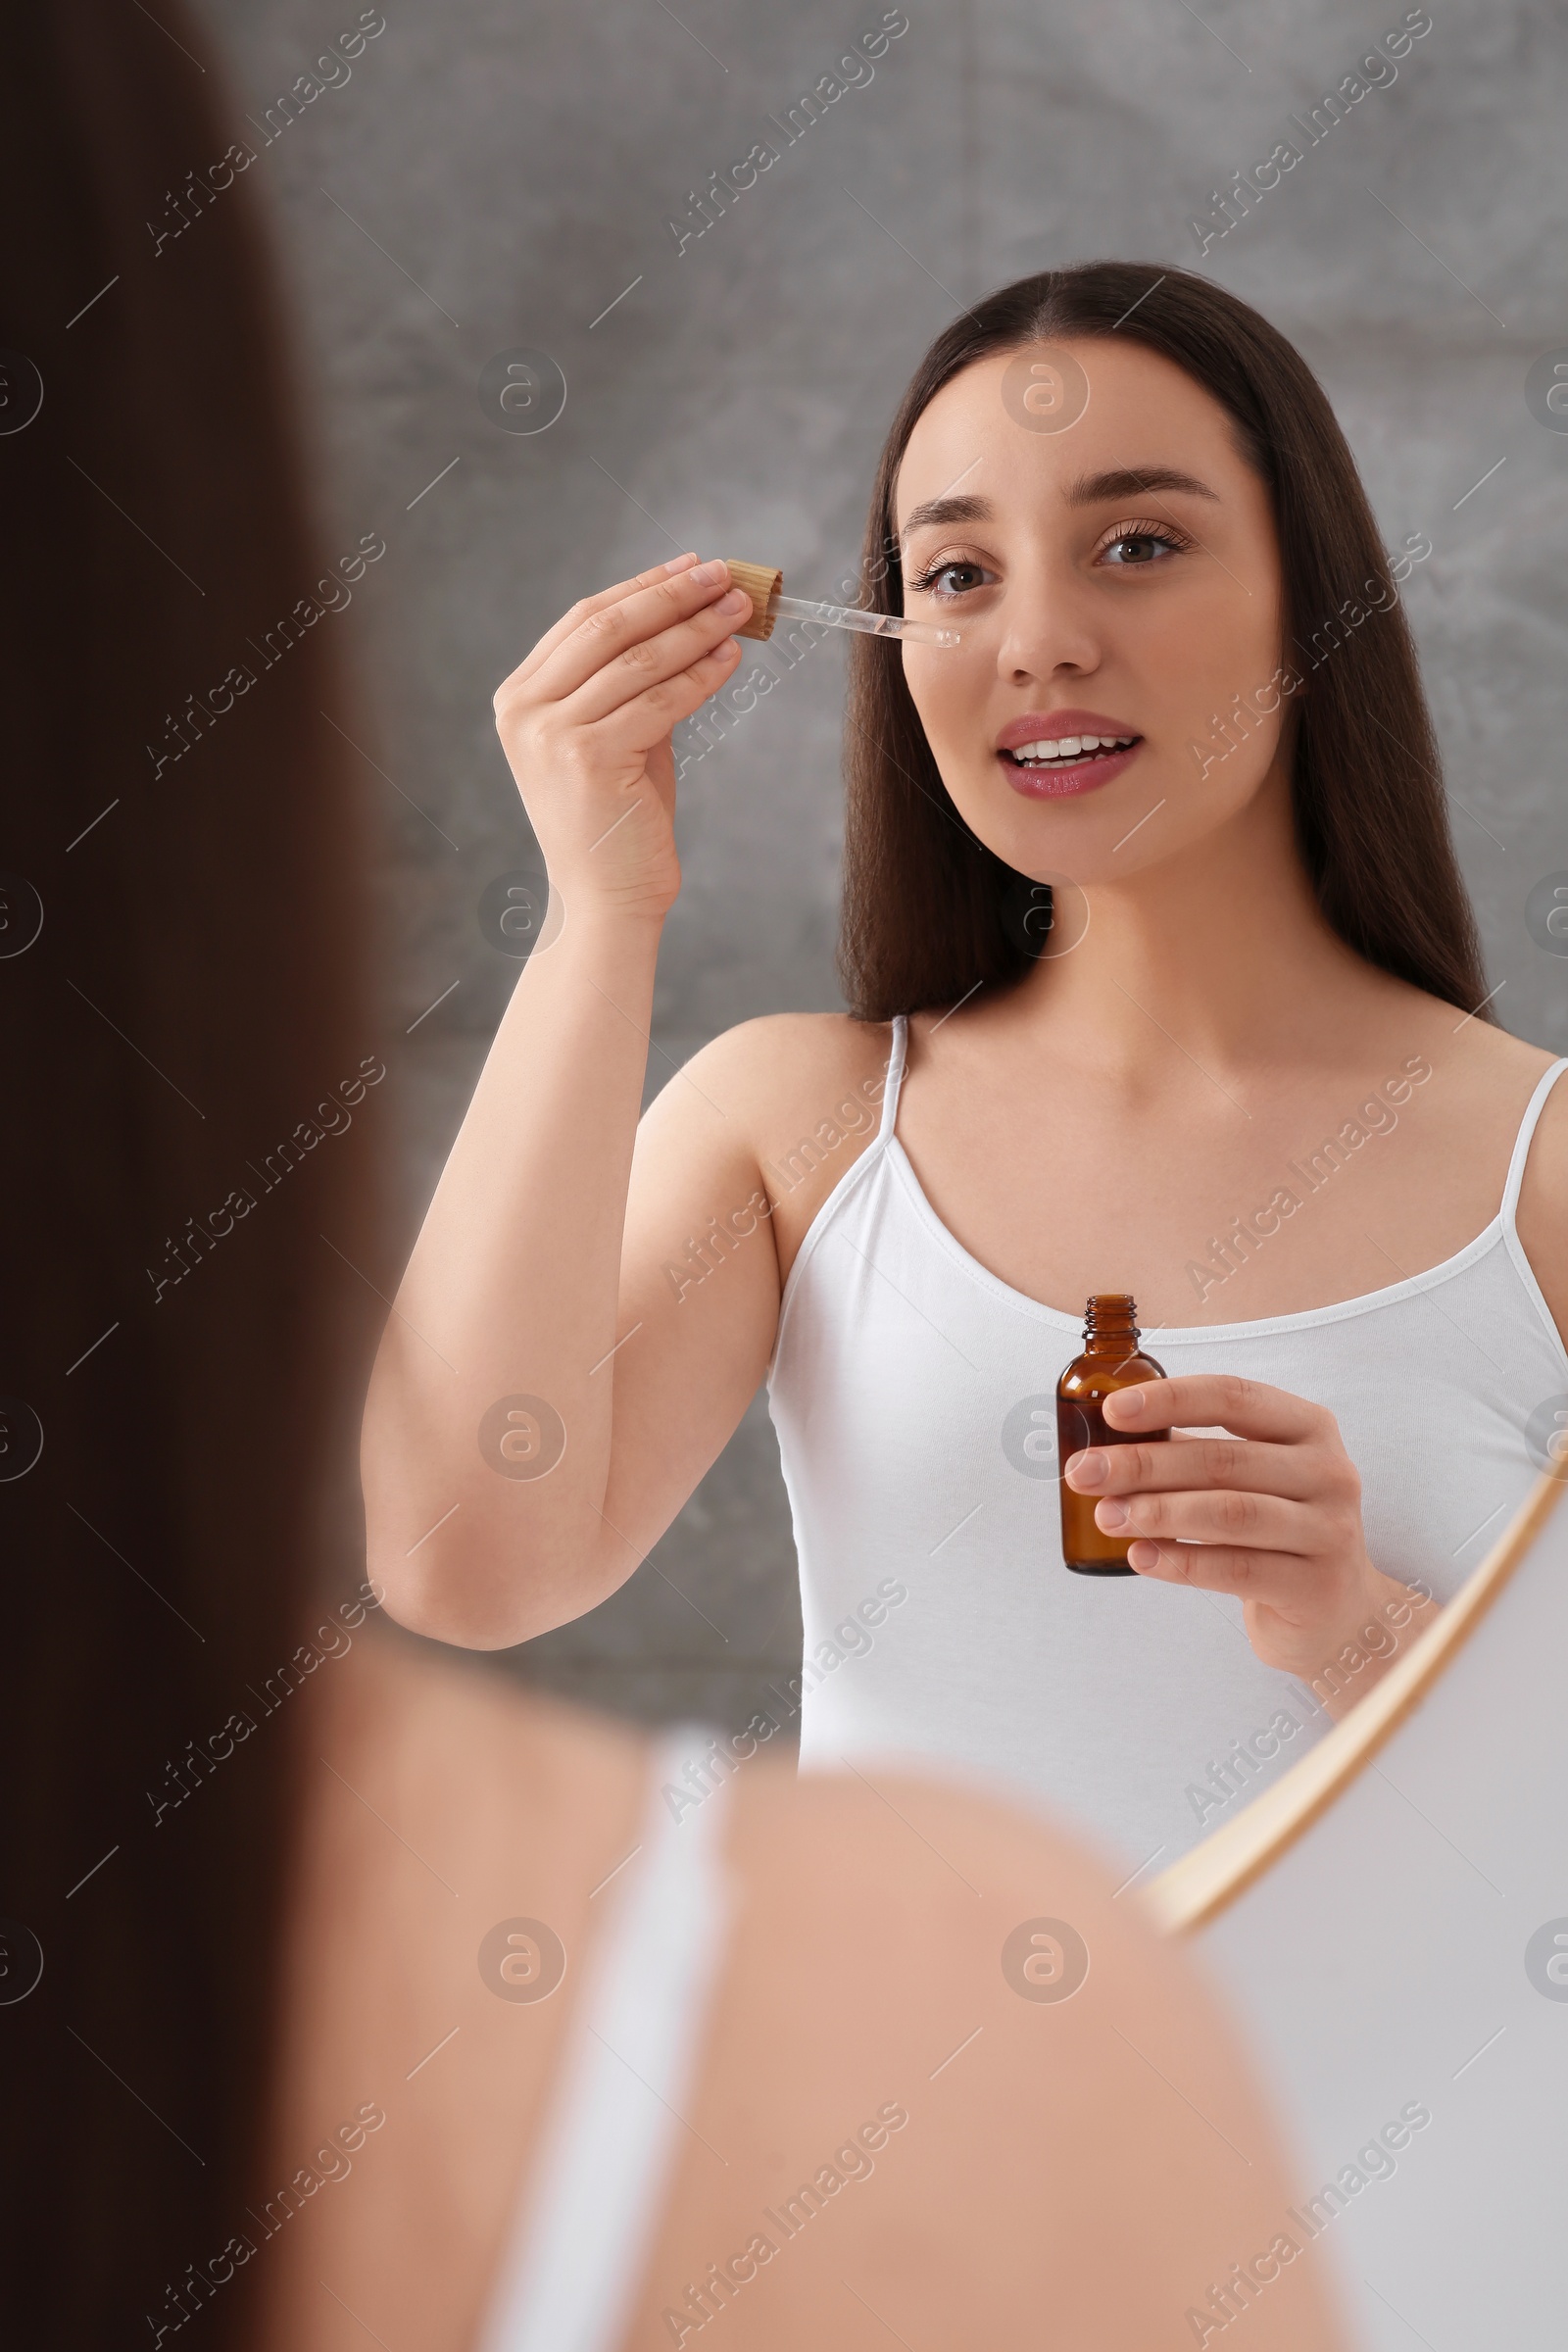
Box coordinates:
[719,559,960,648]
[764,590,960,648]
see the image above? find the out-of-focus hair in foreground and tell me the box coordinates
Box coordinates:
[0,4,375,2335]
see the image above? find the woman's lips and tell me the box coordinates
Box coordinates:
[997,739,1142,799]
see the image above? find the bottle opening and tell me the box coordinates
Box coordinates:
[1084,1292,1140,1346]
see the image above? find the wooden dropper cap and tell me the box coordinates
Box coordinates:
[721,560,783,641]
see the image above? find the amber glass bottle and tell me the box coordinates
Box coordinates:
[1056,1293,1169,1575]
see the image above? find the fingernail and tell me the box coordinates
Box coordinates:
[1096,1498,1130,1530]
[1127,1542,1158,1570]
[1111,1387,1144,1417]
[717,586,751,614]
[691,558,729,585]
[663,552,700,572]
[1066,1450,1107,1488]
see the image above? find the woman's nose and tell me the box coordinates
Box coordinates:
[994,567,1102,682]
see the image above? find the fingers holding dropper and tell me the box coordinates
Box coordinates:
[556,569,751,727]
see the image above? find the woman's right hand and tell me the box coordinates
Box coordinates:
[491,552,752,924]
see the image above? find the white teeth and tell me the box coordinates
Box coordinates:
[1007,734,1135,763]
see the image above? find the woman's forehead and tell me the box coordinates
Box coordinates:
[893,340,1241,524]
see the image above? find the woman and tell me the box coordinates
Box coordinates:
[366,264,1568,1870]
[1,11,1349,2348]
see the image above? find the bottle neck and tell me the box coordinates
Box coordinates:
[1083,1296,1139,1353]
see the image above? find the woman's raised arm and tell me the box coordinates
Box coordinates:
[362,555,789,1647]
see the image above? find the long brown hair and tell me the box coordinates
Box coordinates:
[0,3,378,2339]
[838,261,1491,1025]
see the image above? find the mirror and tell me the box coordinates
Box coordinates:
[1145,1466,1568,2342]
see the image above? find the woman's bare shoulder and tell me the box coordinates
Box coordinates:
[1508,1034,1568,1348]
[1428,1004,1563,1148]
[1396,998,1568,1342]
[1350,965,1544,1073]
[673,1009,896,1124]
[636,1756,1345,2351]
[1451,1010,1558,1083]
[640,1011,898,1254]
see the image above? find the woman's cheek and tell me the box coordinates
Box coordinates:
[901,649,973,773]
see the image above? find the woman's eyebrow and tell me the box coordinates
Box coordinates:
[899,466,1220,544]
[1063,466,1220,506]
[900,492,993,542]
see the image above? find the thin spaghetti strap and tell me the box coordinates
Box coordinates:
[475,1724,732,2352]
[1501,1058,1568,1224]
[876,1013,909,1143]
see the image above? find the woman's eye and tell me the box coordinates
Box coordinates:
[1100,531,1182,566]
[913,559,989,598]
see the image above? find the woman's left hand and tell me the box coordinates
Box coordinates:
[1061,1373,1437,1715]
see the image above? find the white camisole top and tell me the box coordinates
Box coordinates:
[767,1015,1568,1876]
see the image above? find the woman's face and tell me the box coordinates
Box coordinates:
[893,338,1295,885]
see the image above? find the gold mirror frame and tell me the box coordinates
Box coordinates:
[1144,1467,1568,1936]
